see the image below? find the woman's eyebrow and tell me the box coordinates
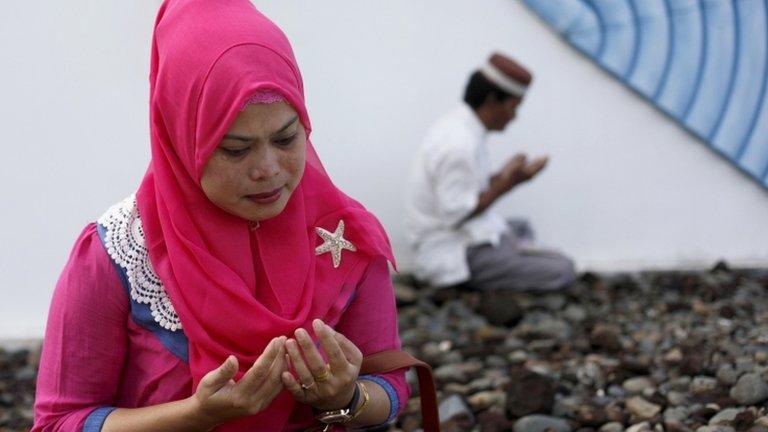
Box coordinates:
[222,116,299,142]
[273,115,299,135]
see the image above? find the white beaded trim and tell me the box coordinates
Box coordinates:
[97,194,182,331]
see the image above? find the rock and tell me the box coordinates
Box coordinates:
[563,304,588,323]
[438,394,475,427]
[620,355,652,375]
[733,410,756,430]
[690,406,720,424]
[716,364,738,386]
[540,294,568,311]
[14,367,35,382]
[667,391,688,406]
[690,376,719,394]
[664,406,690,423]
[400,328,428,346]
[478,291,523,327]
[626,396,661,420]
[443,351,464,364]
[625,422,652,432]
[474,325,508,345]
[513,415,572,432]
[729,373,768,405]
[466,390,506,411]
[552,396,583,418]
[477,410,513,432]
[665,421,694,432]
[604,403,626,424]
[599,422,625,432]
[508,350,529,364]
[590,324,622,352]
[394,282,418,305]
[623,377,655,395]
[434,364,469,384]
[460,359,484,376]
[505,368,557,417]
[695,427,735,432]
[529,339,558,354]
[577,360,607,389]
[443,382,471,395]
[575,404,609,427]
[502,336,527,352]
[708,408,742,426]
[681,347,709,376]
[608,385,626,398]
[399,414,421,432]
[485,355,507,368]
[734,358,757,376]
[664,348,684,364]
[421,341,450,366]
[669,376,692,392]
[467,377,496,393]
[518,312,573,341]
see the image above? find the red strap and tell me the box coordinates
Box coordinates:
[361,350,440,432]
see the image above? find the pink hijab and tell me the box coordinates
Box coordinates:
[135,0,394,429]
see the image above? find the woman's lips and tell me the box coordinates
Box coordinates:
[247,187,282,204]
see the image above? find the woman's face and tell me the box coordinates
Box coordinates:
[201,101,306,221]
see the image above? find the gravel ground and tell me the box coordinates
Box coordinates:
[3,263,768,432]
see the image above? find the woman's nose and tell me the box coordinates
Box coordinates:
[249,147,280,181]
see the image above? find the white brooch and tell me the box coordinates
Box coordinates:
[314,220,357,268]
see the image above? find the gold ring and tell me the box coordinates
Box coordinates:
[314,366,331,383]
[300,381,316,390]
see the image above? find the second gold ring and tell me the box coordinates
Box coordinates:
[314,366,330,383]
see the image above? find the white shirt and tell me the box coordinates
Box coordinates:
[405,104,509,287]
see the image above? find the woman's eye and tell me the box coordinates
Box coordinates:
[221,147,249,157]
[274,134,297,147]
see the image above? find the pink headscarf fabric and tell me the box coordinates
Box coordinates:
[135,0,395,429]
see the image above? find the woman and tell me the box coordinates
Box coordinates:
[32,0,408,430]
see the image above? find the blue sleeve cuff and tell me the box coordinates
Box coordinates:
[359,374,399,425]
[83,406,117,432]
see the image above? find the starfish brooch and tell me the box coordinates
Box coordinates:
[314,220,357,268]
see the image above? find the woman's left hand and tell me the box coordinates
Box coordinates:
[282,318,363,411]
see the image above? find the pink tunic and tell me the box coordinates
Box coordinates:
[32,224,409,431]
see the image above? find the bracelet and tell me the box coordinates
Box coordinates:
[345,382,361,412]
[345,381,370,423]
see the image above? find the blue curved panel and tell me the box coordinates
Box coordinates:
[684,0,736,138]
[713,0,768,158]
[626,0,669,97]
[654,0,704,117]
[591,0,637,75]
[523,0,768,189]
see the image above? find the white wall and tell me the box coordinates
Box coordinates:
[2,0,767,338]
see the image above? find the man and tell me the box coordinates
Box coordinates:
[405,53,575,291]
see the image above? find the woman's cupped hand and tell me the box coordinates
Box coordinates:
[189,318,363,426]
[282,319,363,411]
[191,336,288,425]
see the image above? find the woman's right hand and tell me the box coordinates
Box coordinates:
[190,336,287,428]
